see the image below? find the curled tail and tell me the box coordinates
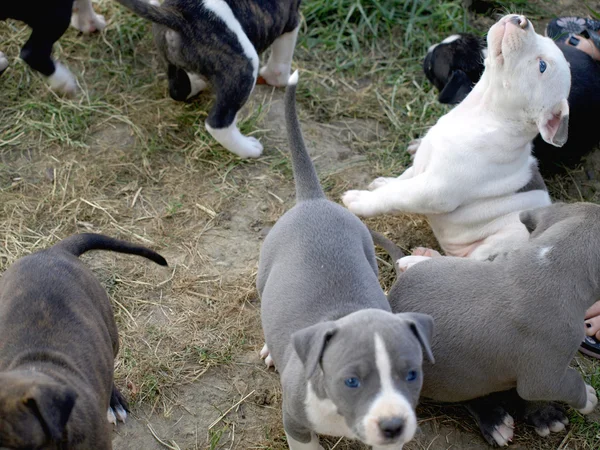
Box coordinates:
[369,230,405,276]
[285,71,324,202]
[53,233,168,266]
[114,0,183,31]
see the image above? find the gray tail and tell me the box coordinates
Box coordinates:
[53,233,168,266]
[284,71,325,202]
[114,0,183,31]
[369,229,405,275]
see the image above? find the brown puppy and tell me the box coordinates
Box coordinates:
[0,233,167,449]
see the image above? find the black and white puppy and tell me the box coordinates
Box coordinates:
[424,33,600,176]
[0,0,106,94]
[114,0,301,159]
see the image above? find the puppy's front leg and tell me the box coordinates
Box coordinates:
[284,412,323,450]
[342,174,458,217]
[259,25,299,87]
[71,0,106,33]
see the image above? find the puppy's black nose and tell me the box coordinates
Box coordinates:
[379,417,404,439]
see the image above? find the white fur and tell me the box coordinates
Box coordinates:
[578,384,598,415]
[107,407,117,425]
[490,414,514,446]
[304,382,356,439]
[186,72,208,98]
[342,15,570,261]
[260,25,299,87]
[361,334,416,447]
[70,0,106,33]
[260,343,274,368]
[0,52,8,72]
[396,255,431,273]
[441,34,461,44]
[285,432,324,450]
[481,48,489,59]
[47,63,78,95]
[538,246,552,261]
[205,119,263,158]
[427,43,439,54]
[202,0,259,79]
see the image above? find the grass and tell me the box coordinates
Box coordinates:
[1,0,600,448]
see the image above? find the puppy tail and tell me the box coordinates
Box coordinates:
[285,71,325,202]
[369,229,405,276]
[114,0,184,31]
[54,234,168,266]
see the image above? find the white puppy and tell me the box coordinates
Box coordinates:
[342,15,571,260]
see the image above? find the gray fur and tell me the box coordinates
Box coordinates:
[258,76,434,447]
[381,202,600,410]
[516,161,547,194]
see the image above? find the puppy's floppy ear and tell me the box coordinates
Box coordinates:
[23,383,77,442]
[292,321,338,378]
[438,70,472,104]
[519,208,541,234]
[397,312,435,363]
[537,98,569,147]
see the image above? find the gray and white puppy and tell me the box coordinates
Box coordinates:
[258,71,435,450]
[114,0,301,159]
[372,202,600,446]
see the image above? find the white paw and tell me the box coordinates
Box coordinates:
[396,255,431,273]
[47,63,78,96]
[259,63,291,87]
[341,190,380,217]
[491,414,514,446]
[407,138,421,156]
[578,384,598,415]
[0,51,8,73]
[535,417,568,437]
[206,122,264,159]
[71,11,106,33]
[368,177,395,191]
[260,343,274,368]
[107,407,117,425]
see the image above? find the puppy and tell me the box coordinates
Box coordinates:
[0,0,106,94]
[370,203,600,445]
[425,33,600,177]
[342,15,570,261]
[0,233,167,449]
[423,33,486,104]
[113,0,301,159]
[258,72,434,449]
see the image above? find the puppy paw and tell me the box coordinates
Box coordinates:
[407,138,421,156]
[341,190,381,217]
[368,177,395,191]
[578,384,598,415]
[109,384,129,424]
[0,51,8,74]
[260,344,275,368]
[230,136,263,158]
[206,123,264,159]
[71,11,106,33]
[396,255,431,273]
[107,407,118,425]
[524,402,568,437]
[489,414,515,447]
[258,63,291,87]
[47,63,78,96]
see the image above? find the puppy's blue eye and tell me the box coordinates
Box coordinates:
[539,60,547,73]
[344,377,361,388]
[406,370,418,382]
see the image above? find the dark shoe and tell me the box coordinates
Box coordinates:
[580,335,600,359]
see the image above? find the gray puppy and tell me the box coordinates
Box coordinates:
[371,202,600,446]
[114,0,301,159]
[258,71,435,450]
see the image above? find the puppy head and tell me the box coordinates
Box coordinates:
[423,33,486,104]
[0,372,77,448]
[485,15,571,146]
[293,309,434,447]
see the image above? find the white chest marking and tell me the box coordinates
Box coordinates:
[202,0,259,78]
[304,382,355,438]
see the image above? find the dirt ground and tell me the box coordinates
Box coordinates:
[2,0,600,449]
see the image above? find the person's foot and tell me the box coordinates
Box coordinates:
[565,33,600,61]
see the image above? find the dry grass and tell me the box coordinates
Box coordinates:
[1,0,600,448]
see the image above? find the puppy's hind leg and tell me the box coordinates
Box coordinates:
[71,0,106,33]
[259,25,299,87]
[20,20,78,95]
[205,62,263,159]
